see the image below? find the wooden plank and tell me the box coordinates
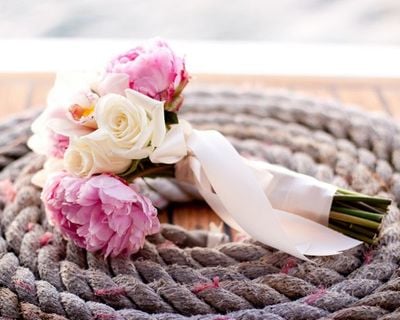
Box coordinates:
[335,87,387,114]
[381,89,400,120]
[0,82,32,118]
[2,72,400,88]
[292,86,339,101]
[157,210,169,224]
[193,74,400,88]
[0,73,54,83]
[29,81,53,108]
[172,202,223,231]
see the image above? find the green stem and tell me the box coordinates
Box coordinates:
[334,194,391,206]
[330,211,381,230]
[331,220,377,238]
[127,164,175,181]
[329,223,375,244]
[334,200,387,215]
[331,206,383,222]
[336,188,362,195]
[330,188,391,244]
[355,202,385,215]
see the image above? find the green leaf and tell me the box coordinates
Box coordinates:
[120,160,140,177]
[164,110,179,125]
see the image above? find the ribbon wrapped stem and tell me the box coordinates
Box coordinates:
[137,129,391,259]
[330,189,391,244]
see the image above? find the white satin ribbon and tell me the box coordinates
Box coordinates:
[247,160,337,227]
[189,130,362,259]
[152,124,361,260]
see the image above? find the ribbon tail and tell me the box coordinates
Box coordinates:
[188,157,247,234]
[186,129,361,260]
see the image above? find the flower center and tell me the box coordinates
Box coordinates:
[69,104,95,121]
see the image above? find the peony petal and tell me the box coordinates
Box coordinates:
[88,206,106,235]
[76,223,89,239]
[126,48,176,98]
[89,175,135,202]
[105,233,125,257]
[78,183,100,206]
[108,212,132,235]
[150,216,161,234]
[96,73,130,96]
[41,172,158,258]
[67,205,92,225]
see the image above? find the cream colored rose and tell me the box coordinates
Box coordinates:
[94,89,166,159]
[64,136,131,177]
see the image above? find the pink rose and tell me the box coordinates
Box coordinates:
[42,172,160,257]
[106,39,189,112]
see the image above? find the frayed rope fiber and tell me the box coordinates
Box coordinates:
[0,89,399,319]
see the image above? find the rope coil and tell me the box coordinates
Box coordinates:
[0,89,399,319]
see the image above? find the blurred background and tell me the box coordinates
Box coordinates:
[1,0,400,43]
[0,0,400,120]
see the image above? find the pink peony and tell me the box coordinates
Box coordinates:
[49,131,70,158]
[106,39,189,112]
[41,172,160,257]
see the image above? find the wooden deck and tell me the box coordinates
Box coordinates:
[1,72,400,238]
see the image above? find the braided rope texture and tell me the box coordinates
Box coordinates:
[0,89,399,319]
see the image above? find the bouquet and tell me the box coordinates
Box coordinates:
[28,39,391,260]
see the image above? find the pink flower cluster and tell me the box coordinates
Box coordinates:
[42,172,160,257]
[36,39,189,257]
[107,39,188,111]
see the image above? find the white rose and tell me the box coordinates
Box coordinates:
[64,136,131,177]
[94,89,166,159]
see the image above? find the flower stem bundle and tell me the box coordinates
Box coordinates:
[329,188,391,244]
